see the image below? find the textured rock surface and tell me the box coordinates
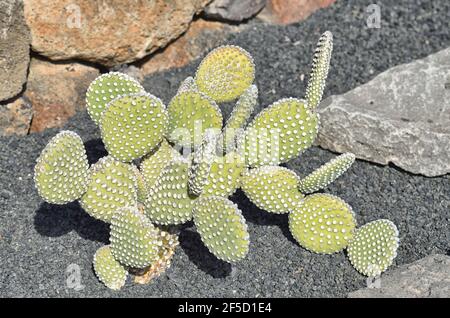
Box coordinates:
[203,0,267,22]
[317,48,450,177]
[0,0,31,101]
[0,97,32,136]
[349,254,450,298]
[25,58,99,132]
[24,0,211,67]
[258,0,336,24]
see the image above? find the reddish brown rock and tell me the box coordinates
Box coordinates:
[0,97,33,136]
[24,0,212,67]
[25,58,100,132]
[258,0,336,25]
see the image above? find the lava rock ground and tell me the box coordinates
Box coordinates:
[1,0,449,297]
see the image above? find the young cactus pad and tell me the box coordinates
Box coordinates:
[34,131,89,204]
[241,166,303,214]
[241,98,319,167]
[176,76,198,94]
[289,194,356,254]
[347,219,399,277]
[305,31,333,110]
[79,156,137,223]
[86,72,144,125]
[93,245,128,291]
[100,93,168,162]
[110,206,160,268]
[298,153,356,194]
[145,157,197,225]
[195,45,255,103]
[166,90,222,148]
[193,196,250,262]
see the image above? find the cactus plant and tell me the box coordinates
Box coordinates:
[34,31,400,290]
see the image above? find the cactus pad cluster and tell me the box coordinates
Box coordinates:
[34,32,399,290]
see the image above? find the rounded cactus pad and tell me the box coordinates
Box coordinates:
[347,219,399,277]
[100,93,168,162]
[34,131,89,204]
[166,90,222,148]
[289,194,356,254]
[305,31,333,110]
[93,245,128,290]
[202,152,245,197]
[241,166,303,214]
[86,72,143,125]
[188,130,219,196]
[298,153,355,194]
[176,76,198,94]
[80,156,137,223]
[144,157,197,225]
[193,196,250,262]
[110,206,160,268]
[241,98,319,167]
[195,45,255,103]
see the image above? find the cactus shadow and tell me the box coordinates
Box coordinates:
[84,138,108,165]
[179,229,232,278]
[34,201,109,244]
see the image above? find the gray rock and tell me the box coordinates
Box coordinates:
[203,0,267,22]
[349,254,450,298]
[0,0,31,101]
[0,97,32,136]
[317,48,450,177]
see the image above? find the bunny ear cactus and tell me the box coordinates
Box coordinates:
[34,31,400,290]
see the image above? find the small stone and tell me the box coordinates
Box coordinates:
[0,97,33,136]
[203,0,267,22]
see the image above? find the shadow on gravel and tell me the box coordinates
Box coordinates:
[84,138,107,165]
[34,201,109,244]
[179,229,232,278]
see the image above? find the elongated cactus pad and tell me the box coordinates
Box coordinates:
[131,165,147,203]
[289,194,356,254]
[100,93,168,162]
[202,152,245,197]
[110,206,160,268]
[298,153,355,194]
[347,219,399,277]
[145,157,197,225]
[177,76,198,94]
[80,157,137,223]
[188,130,218,196]
[195,45,255,103]
[140,140,180,190]
[222,85,258,152]
[241,98,319,167]
[193,196,250,262]
[34,131,89,204]
[305,31,333,110]
[86,72,143,125]
[93,245,128,290]
[166,90,223,148]
[241,166,303,214]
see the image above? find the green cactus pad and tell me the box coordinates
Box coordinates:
[202,152,245,197]
[80,157,137,223]
[195,45,255,103]
[193,196,250,262]
[305,31,333,110]
[298,153,355,194]
[166,90,222,148]
[34,131,89,204]
[131,165,147,203]
[144,157,197,225]
[289,194,356,254]
[241,166,303,214]
[93,245,128,290]
[86,72,143,125]
[188,130,219,196]
[100,93,168,162]
[177,76,198,94]
[222,85,258,152]
[110,206,160,268]
[241,98,319,167]
[347,219,399,277]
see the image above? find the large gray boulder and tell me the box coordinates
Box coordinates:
[203,0,267,22]
[349,254,450,298]
[317,48,450,177]
[0,0,31,101]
